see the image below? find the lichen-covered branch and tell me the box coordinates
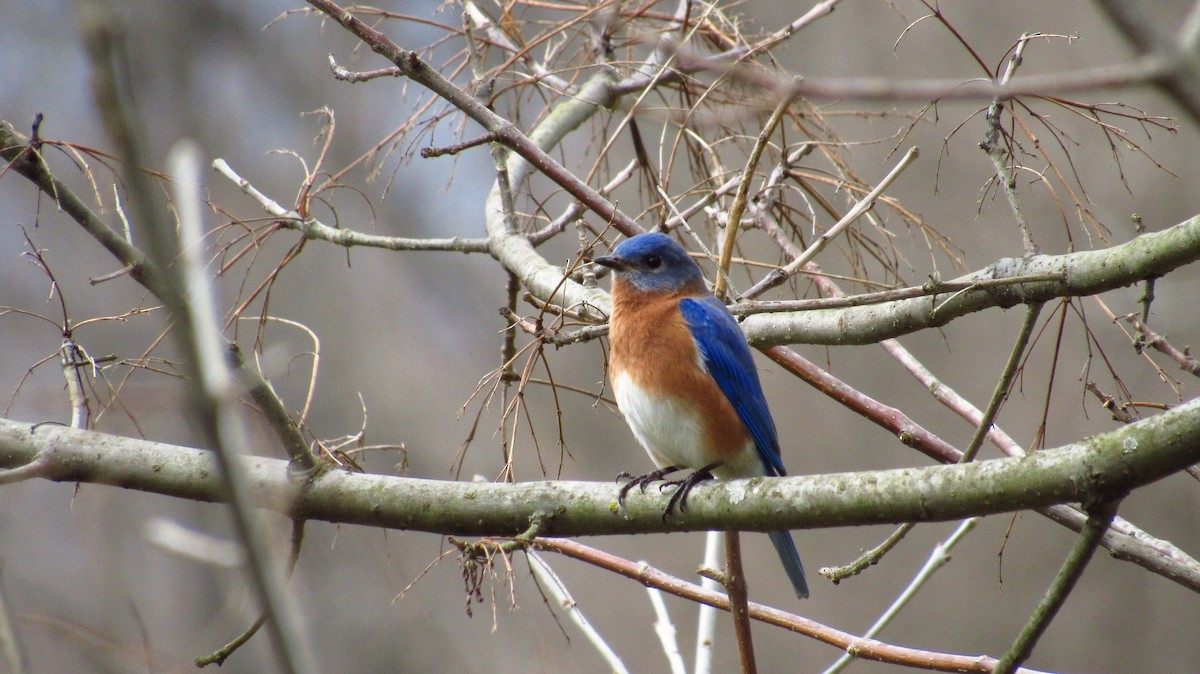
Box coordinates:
[2,395,1198,546]
[742,214,1200,346]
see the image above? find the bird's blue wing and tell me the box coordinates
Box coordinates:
[678,296,786,476]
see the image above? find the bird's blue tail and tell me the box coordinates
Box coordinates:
[768,530,809,599]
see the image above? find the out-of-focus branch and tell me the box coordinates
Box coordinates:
[71,2,316,665]
[0,564,29,674]
[169,142,317,674]
[1091,1,1200,125]
[669,43,1172,104]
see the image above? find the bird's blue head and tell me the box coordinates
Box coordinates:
[594,232,706,294]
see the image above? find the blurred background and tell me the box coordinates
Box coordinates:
[2,1,1199,672]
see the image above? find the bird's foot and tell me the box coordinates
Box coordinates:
[616,466,681,506]
[660,466,718,516]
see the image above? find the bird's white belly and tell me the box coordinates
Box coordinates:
[612,371,756,478]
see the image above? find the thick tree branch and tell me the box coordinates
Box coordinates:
[2,396,1197,537]
[742,214,1200,346]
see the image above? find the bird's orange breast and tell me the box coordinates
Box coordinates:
[607,279,751,468]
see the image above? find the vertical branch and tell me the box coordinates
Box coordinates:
[724,531,757,674]
[75,5,314,668]
[982,34,1038,255]
[59,338,92,429]
[695,530,724,673]
[0,564,29,674]
[993,499,1122,674]
[170,142,318,674]
[961,302,1045,463]
[499,273,520,480]
[714,93,795,301]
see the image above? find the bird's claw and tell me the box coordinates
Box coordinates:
[616,465,716,519]
[616,469,672,506]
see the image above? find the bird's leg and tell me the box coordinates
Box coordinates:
[662,461,723,515]
[617,465,683,506]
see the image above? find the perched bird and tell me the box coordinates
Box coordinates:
[594,232,809,599]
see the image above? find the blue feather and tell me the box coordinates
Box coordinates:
[678,297,785,476]
[680,296,809,598]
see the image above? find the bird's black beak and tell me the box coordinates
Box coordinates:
[593,254,626,271]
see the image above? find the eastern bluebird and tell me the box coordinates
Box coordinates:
[594,232,809,599]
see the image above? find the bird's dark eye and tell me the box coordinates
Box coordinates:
[645,254,662,269]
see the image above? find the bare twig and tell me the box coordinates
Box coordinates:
[961,303,1045,463]
[714,91,798,301]
[822,519,979,674]
[993,499,1121,673]
[1124,315,1200,378]
[532,538,1051,673]
[213,159,491,253]
[725,531,757,674]
[821,523,915,583]
[741,147,920,300]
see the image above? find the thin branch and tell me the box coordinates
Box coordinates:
[714,91,797,301]
[822,518,980,674]
[982,34,1039,255]
[725,531,757,674]
[645,587,686,674]
[1124,315,1200,378]
[213,159,491,253]
[231,345,317,473]
[526,551,630,674]
[821,523,915,583]
[0,122,163,291]
[961,303,1044,463]
[993,499,1121,673]
[532,539,1051,674]
[741,146,920,300]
